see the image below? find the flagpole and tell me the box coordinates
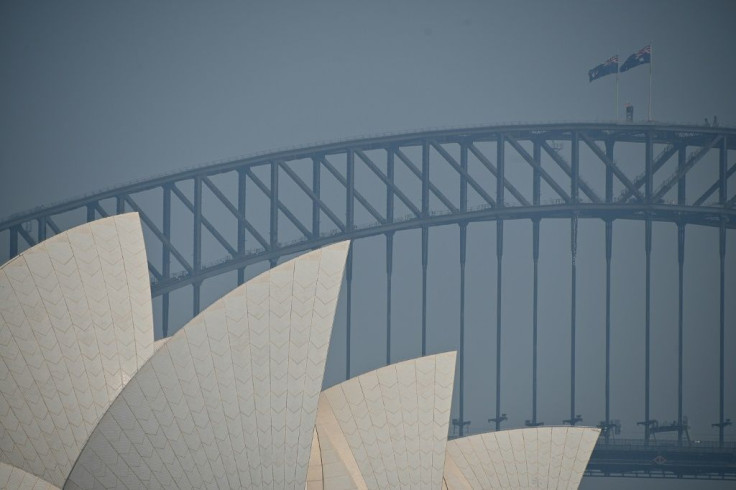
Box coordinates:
[648,43,653,121]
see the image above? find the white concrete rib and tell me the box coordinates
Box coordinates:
[0,214,154,487]
[64,241,349,489]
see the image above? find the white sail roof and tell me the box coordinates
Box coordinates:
[443,426,600,489]
[0,214,154,487]
[64,241,349,489]
[310,352,457,490]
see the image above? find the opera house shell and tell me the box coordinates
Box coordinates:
[0,214,599,489]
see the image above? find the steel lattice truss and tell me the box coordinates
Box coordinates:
[2,122,735,479]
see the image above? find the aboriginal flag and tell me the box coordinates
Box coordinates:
[589,55,618,82]
[620,45,651,72]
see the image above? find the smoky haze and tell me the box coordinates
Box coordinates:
[1,1,735,488]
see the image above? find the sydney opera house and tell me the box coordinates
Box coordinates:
[0,213,599,489]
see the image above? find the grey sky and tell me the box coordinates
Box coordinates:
[1,1,735,488]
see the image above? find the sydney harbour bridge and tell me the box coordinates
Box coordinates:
[1,122,735,481]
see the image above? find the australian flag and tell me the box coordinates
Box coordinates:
[589,55,618,82]
[620,45,651,72]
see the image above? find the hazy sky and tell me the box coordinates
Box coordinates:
[1,1,735,488]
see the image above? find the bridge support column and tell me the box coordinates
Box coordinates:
[678,222,685,446]
[346,244,353,381]
[459,222,467,437]
[531,218,540,426]
[494,133,505,432]
[719,219,726,446]
[718,137,728,446]
[237,168,246,285]
[569,215,578,426]
[605,218,613,440]
[386,148,395,367]
[193,281,201,317]
[644,218,652,443]
[193,177,202,317]
[163,185,171,337]
[386,232,393,366]
[270,161,278,269]
[495,219,503,431]
[421,226,428,357]
[677,144,687,446]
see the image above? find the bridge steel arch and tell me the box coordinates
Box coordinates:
[2,122,735,480]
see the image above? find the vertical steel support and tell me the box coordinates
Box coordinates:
[677,145,686,445]
[605,139,614,203]
[86,204,95,223]
[421,226,429,356]
[677,222,685,445]
[532,218,540,425]
[347,150,355,233]
[460,142,468,213]
[719,219,726,446]
[459,222,467,436]
[531,139,541,425]
[570,215,578,425]
[37,217,46,243]
[605,218,613,438]
[495,133,505,431]
[386,232,393,366]
[718,136,727,446]
[116,195,124,214]
[570,132,579,425]
[162,186,171,337]
[346,244,353,381]
[237,168,246,285]
[312,158,321,239]
[9,226,18,258]
[193,176,202,317]
[458,141,468,435]
[720,136,727,204]
[604,139,614,438]
[571,132,580,203]
[386,148,395,367]
[421,141,430,357]
[644,132,653,443]
[270,161,279,268]
[644,218,652,443]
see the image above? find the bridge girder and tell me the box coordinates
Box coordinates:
[2,122,735,479]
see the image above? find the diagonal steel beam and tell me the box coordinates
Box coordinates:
[540,139,602,203]
[654,136,723,202]
[618,144,680,202]
[170,183,237,257]
[148,263,163,281]
[503,137,569,204]
[694,161,736,207]
[354,149,422,217]
[430,141,496,207]
[45,216,61,235]
[394,148,460,213]
[16,224,36,248]
[122,194,193,273]
[245,167,313,239]
[578,132,645,202]
[467,143,531,206]
[201,175,270,250]
[278,161,346,232]
[320,156,386,224]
